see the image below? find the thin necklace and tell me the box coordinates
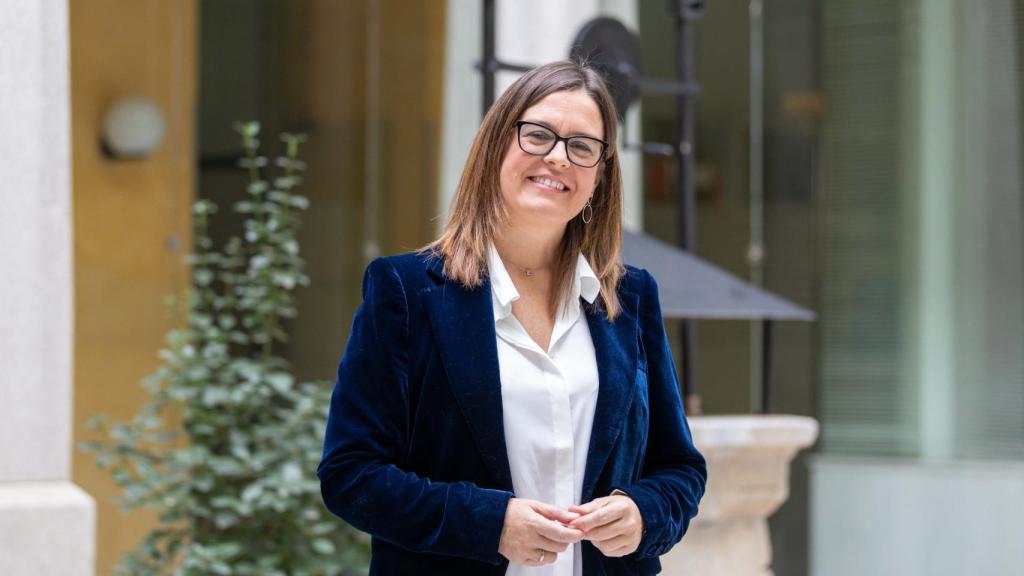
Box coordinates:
[497,248,543,277]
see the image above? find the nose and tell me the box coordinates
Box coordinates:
[543,140,571,169]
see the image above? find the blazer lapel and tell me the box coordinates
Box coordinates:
[581,289,640,503]
[422,259,514,491]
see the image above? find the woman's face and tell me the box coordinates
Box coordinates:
[498,89,605,230]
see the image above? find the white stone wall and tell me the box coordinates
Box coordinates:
[0,0,96,573]
[811,457,1024,576]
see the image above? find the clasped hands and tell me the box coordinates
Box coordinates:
[497,495,643,566]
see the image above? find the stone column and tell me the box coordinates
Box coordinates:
[0,1,96,574]
[662,415,819,576]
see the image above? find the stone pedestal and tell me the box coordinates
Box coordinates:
[660,415,819,576]
[0,483,95,574]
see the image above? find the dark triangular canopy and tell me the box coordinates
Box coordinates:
[622,231,815,321]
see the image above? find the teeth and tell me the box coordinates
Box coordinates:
[532,176,566,191]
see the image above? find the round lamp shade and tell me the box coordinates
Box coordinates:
[101,97,166,159]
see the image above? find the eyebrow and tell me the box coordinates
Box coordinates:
[521,119,604,141]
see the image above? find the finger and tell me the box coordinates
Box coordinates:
[607,535,638,557]
[569,497,610,516]
[523,547,556,566]
[595,534,635,558]
[570,503,623,532]
[537,548,557,565]
[518,550,538,566]
[531,501,581,524]
[536,534,571,553]
[610,541,637,556]
[583,520,627,543]
[534,517,586,544]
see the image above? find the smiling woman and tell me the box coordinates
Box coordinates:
[317,60,707,576]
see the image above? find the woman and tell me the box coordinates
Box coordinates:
[318,60,706,575]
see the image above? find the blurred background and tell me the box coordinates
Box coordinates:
[2,0,1022,575]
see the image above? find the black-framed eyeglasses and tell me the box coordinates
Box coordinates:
[514,120,608,168]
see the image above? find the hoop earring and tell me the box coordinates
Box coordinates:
[582,198,593,224]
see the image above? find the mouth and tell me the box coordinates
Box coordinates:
[528,175,570,192]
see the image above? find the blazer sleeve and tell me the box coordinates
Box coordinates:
[317,257,513,564]
[613,268,707,559]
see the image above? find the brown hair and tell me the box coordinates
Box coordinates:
[423,59,625,321]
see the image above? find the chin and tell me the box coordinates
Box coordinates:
[515,208,577,229]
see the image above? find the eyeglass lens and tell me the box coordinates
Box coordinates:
[518,123,603,167]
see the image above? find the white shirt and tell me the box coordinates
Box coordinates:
[488,242,601,576]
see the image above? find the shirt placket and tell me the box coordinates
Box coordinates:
[547,352,575,511]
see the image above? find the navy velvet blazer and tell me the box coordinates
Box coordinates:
[317,250,707,575]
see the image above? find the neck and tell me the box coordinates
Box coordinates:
[493,220,565,274]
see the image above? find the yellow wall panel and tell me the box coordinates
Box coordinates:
[70,1,197,573]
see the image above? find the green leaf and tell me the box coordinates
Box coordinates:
[210,542,244,560]
[281,462,302,484]
[233,121,260,137]
[210,495,236,509]
[201,386,230,407]
[311,538,335,555]
[267,372,293,393]
[253,254,273,269]
[246,181,269,195]
[78,441,100,453]
[241,483,263,503]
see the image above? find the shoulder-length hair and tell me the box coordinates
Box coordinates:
[424,59,625,321]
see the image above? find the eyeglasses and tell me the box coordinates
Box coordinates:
[514,121,608,168]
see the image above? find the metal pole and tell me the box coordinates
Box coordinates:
[748,0,766,412]
[363,0,382,263]
[761,320,774,413]
[482,0,496,114]
[674,6,698,253]
[672,0,703,415]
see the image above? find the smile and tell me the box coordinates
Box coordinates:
[528,176,569,191]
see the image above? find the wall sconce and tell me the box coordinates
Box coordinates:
[100,97,166,160]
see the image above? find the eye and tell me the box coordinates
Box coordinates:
[570,140,596,156]
[524,130,554,143]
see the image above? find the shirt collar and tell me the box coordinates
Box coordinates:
[488,242,519,321]
[487,242,600,323]
[576,253,601,305]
